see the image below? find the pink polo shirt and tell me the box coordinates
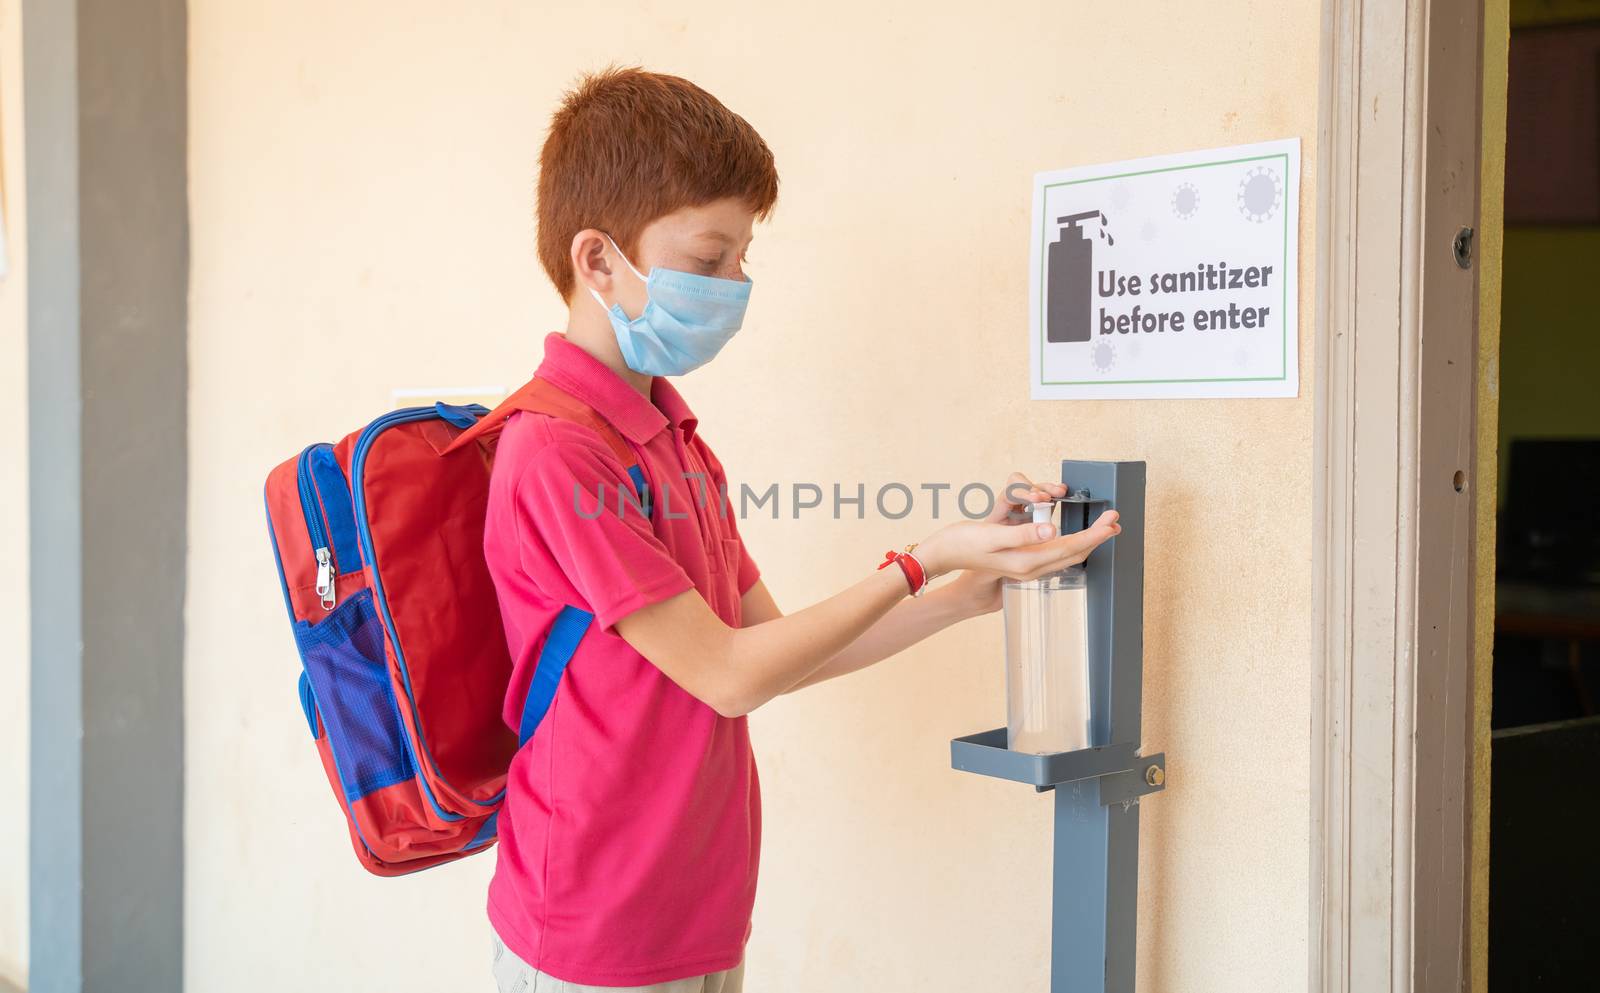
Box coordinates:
[482,332,762,986]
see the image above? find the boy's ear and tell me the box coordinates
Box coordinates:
[571,229,615,295]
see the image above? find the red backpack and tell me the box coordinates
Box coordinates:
[263,376,640,875]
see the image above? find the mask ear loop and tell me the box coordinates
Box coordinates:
[603,233,650,283]
[587,232,648,313]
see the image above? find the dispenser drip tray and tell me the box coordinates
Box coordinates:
[950,727,1166,803]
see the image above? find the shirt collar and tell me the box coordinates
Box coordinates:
[534,332,699,444]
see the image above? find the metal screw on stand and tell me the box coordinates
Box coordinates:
[1453,226,1474,270]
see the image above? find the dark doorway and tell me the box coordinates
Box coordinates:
[1488,8,1600,991]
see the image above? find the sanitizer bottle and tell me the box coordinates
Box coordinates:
[1003,501,1093,755]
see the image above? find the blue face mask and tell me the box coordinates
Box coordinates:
[587,233,753,377]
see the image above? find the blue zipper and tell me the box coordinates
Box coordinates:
[350,407,504,821]
[296,444,337,610]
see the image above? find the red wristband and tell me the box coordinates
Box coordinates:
[877,548,928,596]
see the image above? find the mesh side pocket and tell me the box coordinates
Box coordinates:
[294,588,415,801]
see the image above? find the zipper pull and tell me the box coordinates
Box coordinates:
[315,547,336,610]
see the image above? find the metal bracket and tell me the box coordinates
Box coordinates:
[950,729,1165,805]
[1098,753,1167,807]
[951,728,1137,787]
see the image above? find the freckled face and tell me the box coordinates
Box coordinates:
[633,197,756,283]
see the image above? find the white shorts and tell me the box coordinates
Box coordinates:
[491,930,746,993]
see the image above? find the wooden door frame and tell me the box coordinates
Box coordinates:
[1311,0,1505,990]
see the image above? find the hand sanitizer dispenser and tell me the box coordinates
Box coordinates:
[1004,501,1094,754]
[950,460,1165,993]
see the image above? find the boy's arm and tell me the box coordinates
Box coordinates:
[616,510,1119,718]
[617,566,911,719]
[738,470,1065,696]
[509,435,1023,718]
[776,579,987,694]
[739,579,986,696]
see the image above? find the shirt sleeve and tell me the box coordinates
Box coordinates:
[697,438,762,597]
[512,436,696,632]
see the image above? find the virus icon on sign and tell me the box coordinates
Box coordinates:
[1091,340,1117,374]
[1237,165,1282,223]
[1171,183,1200,219]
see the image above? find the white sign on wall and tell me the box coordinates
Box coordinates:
[1029,138,1300,400]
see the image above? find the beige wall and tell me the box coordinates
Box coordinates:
[0,0,29,985]
[188,2,1319,990]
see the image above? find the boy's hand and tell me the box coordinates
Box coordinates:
[991,471,1067,526]
[920,472,1120,615]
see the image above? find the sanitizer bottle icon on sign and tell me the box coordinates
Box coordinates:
[1046,210,1111,344]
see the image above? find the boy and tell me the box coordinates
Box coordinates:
[483,66,1120,993]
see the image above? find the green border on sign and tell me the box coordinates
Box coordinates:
[1038,152,1292,387]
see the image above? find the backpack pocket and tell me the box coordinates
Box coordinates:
[297,671,321,738]
[293,587,415,802]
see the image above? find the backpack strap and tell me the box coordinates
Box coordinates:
[441,375,633,468]
[441,376,649,748]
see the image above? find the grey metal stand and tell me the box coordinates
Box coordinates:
[950,460,1165,993]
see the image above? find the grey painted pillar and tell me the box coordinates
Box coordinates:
[25,1,188,990]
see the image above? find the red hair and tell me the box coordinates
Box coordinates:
[536,65,780,301]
